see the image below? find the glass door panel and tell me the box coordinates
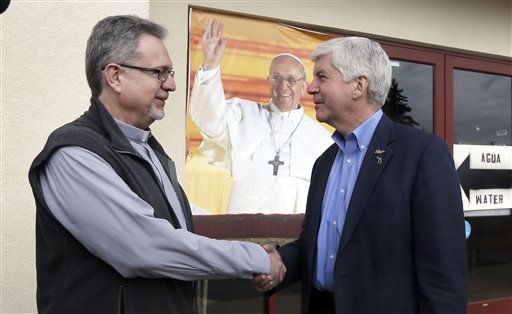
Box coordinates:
[385,60,433,133]
[452,69,512,302]
[454,70,511,146]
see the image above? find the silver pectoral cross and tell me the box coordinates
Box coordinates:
[268,154,284,176]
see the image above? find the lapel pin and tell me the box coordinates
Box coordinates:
[376,156,383,164]
[375,149,385,154]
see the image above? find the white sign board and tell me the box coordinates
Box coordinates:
[454,144,512,211]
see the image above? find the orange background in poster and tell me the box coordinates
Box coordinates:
[187,9,334,153]
[186,9,334,214]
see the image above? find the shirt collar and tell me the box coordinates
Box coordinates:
[332,109,383,152]
[114,118,152,143]
[268,102,304,119]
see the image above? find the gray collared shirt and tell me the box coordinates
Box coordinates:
[38,121,269,280]
[115,119,188,229]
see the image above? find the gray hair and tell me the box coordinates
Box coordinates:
[311,37,391,106]
[85,15,168,97]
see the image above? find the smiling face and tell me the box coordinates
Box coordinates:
[117,34,176,129]
[307,54,359,133]
[308,54,378,135]
[268,56,307,112]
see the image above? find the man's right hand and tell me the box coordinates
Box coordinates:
[201,19,228,71]
[254,244,286,292]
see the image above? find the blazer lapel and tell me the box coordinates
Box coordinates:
[337,115,396,256]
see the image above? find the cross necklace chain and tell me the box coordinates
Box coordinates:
[267,110,304,176]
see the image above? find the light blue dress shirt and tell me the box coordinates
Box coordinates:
[314,109,383,292]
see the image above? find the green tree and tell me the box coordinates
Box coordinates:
[383,78,419,127]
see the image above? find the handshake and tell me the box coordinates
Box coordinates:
[253,244,286,292]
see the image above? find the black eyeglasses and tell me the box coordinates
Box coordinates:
[270,74,305,87]
[119,64,175,82]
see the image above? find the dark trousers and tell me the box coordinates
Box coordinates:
[309,287,335,314]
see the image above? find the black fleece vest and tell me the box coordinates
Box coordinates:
[28,98,195,314]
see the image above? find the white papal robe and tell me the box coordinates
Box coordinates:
[189,67,333,214]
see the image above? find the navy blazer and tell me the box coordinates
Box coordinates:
[278,114,467,314]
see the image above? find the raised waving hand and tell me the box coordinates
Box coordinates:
[201,19,228,71]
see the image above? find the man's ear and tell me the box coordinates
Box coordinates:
[103,63,122,94]
[353,75,369,99]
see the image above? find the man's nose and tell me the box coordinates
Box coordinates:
[162,75,176,91]
[276,79,291,90]
[307,81,318,95]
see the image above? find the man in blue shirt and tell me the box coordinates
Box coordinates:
[256,37,467,314]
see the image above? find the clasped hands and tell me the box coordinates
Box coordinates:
[253,244,286,292]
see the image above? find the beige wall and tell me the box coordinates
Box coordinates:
[1,0,510,312]
[169,0,512,59]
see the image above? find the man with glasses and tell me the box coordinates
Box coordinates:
[28,15,285,314]
[190,19,332,215]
